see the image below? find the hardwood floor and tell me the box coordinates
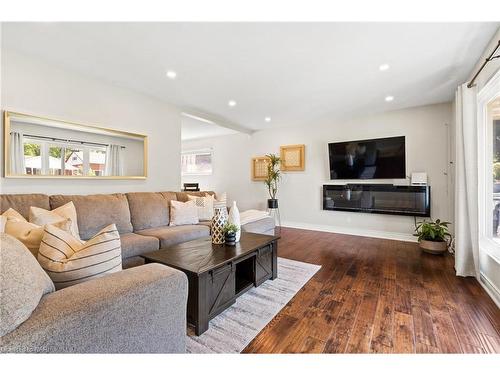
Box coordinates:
[243,227,500,353]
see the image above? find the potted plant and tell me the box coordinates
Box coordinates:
[223,223,239,246]
[264,153,281,209]
[414,219,451,254]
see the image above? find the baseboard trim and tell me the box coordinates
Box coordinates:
[280,221,417,243]
[479,272,500,308]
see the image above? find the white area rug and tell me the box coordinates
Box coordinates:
[186,257,321,353]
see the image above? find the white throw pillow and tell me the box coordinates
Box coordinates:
[1,208,26,222]
[0,215,6,233]
[169,200,199,226]
[206,192,227,208]
[207,192,228,216]
[188,194,214,221]
[29,201,80,240]
[1,208,72,256]
[38,223,122,290]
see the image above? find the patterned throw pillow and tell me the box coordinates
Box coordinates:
[187,194,214,221]
[169,200,199,226]
[29,201,80,240]
[38,223,122,290]
[1,208,72,257]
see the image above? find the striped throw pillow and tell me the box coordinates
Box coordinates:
[38,223,122,289]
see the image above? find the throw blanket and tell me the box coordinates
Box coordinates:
[239,209,270,225]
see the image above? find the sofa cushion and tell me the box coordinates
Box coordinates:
[137,225,209,248]
[158,191,178,203]
[126,192,170,231]
[241,216,276,235]
[38,224,122,290]
[0,194,50,219]
[50,194,133,240]
[175,191,215,202]
[120,232,159,259]
[0,233,55,336]
[121,256,146,269]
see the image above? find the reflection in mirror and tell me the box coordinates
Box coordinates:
[5,112,147,179]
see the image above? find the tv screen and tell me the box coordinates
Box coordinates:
[328,136,406,179]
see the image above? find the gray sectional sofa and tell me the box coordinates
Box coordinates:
[0,190,275,353]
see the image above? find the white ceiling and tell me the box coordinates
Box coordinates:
[2,22,499,132]
[181,115,239,141]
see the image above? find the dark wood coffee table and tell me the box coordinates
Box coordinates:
[141,232,280,335]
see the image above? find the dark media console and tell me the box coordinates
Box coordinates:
[323,184,430,217]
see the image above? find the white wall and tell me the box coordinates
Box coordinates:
[183,102,453,241]
[0,49,182,194]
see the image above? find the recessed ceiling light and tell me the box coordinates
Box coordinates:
[385,95,394,102]
[228,100,237,107]
[379,64,390,71]
[265,117,271,122]
[166,70,177,79]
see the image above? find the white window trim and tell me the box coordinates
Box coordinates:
[477,68,500,262]
[181,148,213,176]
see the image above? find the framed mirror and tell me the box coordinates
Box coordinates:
[3,111,147,179]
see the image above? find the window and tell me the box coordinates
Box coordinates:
[181,150,213,176]
[89,148,106,176]
[23,141,42,175]
[478,71,500,260]
[490,98,500,242]
[65,147,85,176]
[22,138,107,177]
[48,145,63,175]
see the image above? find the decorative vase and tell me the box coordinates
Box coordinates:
[267,198,278,209]
[225,232,236,246]
[228,201,241,242]
[419,239,447,255]
[211,203,227,245]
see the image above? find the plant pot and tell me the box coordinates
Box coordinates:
[225,233,236,246]
[419,239,447,255]
[268,199,279,209]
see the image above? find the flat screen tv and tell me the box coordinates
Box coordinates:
[328,136,406,179]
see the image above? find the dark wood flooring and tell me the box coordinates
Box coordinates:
[242,227,500,353]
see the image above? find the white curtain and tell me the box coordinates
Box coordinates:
[104,144,124,176]
[454,83,480,279]
[10,132,25,174]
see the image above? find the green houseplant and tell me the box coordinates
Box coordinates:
[223,223,239,246]
[414,219,451,254]
[264,153,281,209]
